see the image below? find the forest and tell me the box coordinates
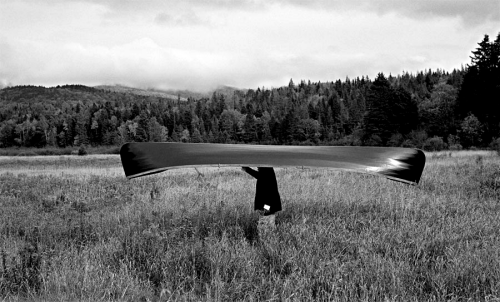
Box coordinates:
[0,33,499,151]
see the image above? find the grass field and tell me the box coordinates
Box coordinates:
[1,151,499,301]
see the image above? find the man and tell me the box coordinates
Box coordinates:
[241,167,282,230]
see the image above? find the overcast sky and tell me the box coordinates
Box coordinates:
[1,0,499,91]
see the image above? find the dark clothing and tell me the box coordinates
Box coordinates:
[243,167,282,215]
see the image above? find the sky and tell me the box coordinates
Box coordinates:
[0,0,499,92]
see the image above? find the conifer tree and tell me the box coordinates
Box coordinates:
[457,32,500,144]
[135,110,150,142]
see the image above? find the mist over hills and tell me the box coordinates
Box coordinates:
[94,85,188,101]
[0,82,246,102]
[94,84,246,101]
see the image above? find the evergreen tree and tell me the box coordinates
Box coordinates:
[363,73,418,145]
[419,83,457,138]
[135,110,150,142]
[0,121,16,147]
[191,128,203,143]
[243,114,257,142]
[74,113,89,146]
[457,33,500,144]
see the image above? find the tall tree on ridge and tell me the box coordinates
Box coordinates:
[363,73,418,145]
[457,33,500,144]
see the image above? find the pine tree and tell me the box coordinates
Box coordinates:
[191,128,203,143]
[457,32,500,145]
[74,113,89,146]
[243,114,257,143]
[135,111,150,142]
[363,73,418,145]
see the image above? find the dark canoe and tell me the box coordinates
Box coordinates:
[120,142,425,185]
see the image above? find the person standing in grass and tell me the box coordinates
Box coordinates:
[241,167,282,231]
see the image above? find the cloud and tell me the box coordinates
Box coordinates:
[154,11,209,26]
[279,0,499,26]
[1,0,497,91]
[1,36,261,91]
[10,0,499,27]
[38,0,499,25]
[371,0,499,26]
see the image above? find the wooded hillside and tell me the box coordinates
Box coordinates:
[1,33,499,151]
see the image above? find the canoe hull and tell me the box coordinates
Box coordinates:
[120,143,425,185]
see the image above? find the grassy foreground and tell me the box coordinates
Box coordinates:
[1,151,499,301]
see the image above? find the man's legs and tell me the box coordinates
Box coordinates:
[257,204,276,235]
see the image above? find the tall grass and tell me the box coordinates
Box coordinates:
[0,146,120,157]
[1,151,499,301]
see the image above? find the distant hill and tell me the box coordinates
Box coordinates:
[95,85,247,101]
[212,85,248,100]
[95,85,187,101]
[0,84,187,109]
[0,83,246,103]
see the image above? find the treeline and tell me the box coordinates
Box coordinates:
[0,33,499,151]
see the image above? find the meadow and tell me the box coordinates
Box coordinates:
[0,150,499,301]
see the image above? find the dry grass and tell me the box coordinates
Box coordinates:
[1,151,499,301]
